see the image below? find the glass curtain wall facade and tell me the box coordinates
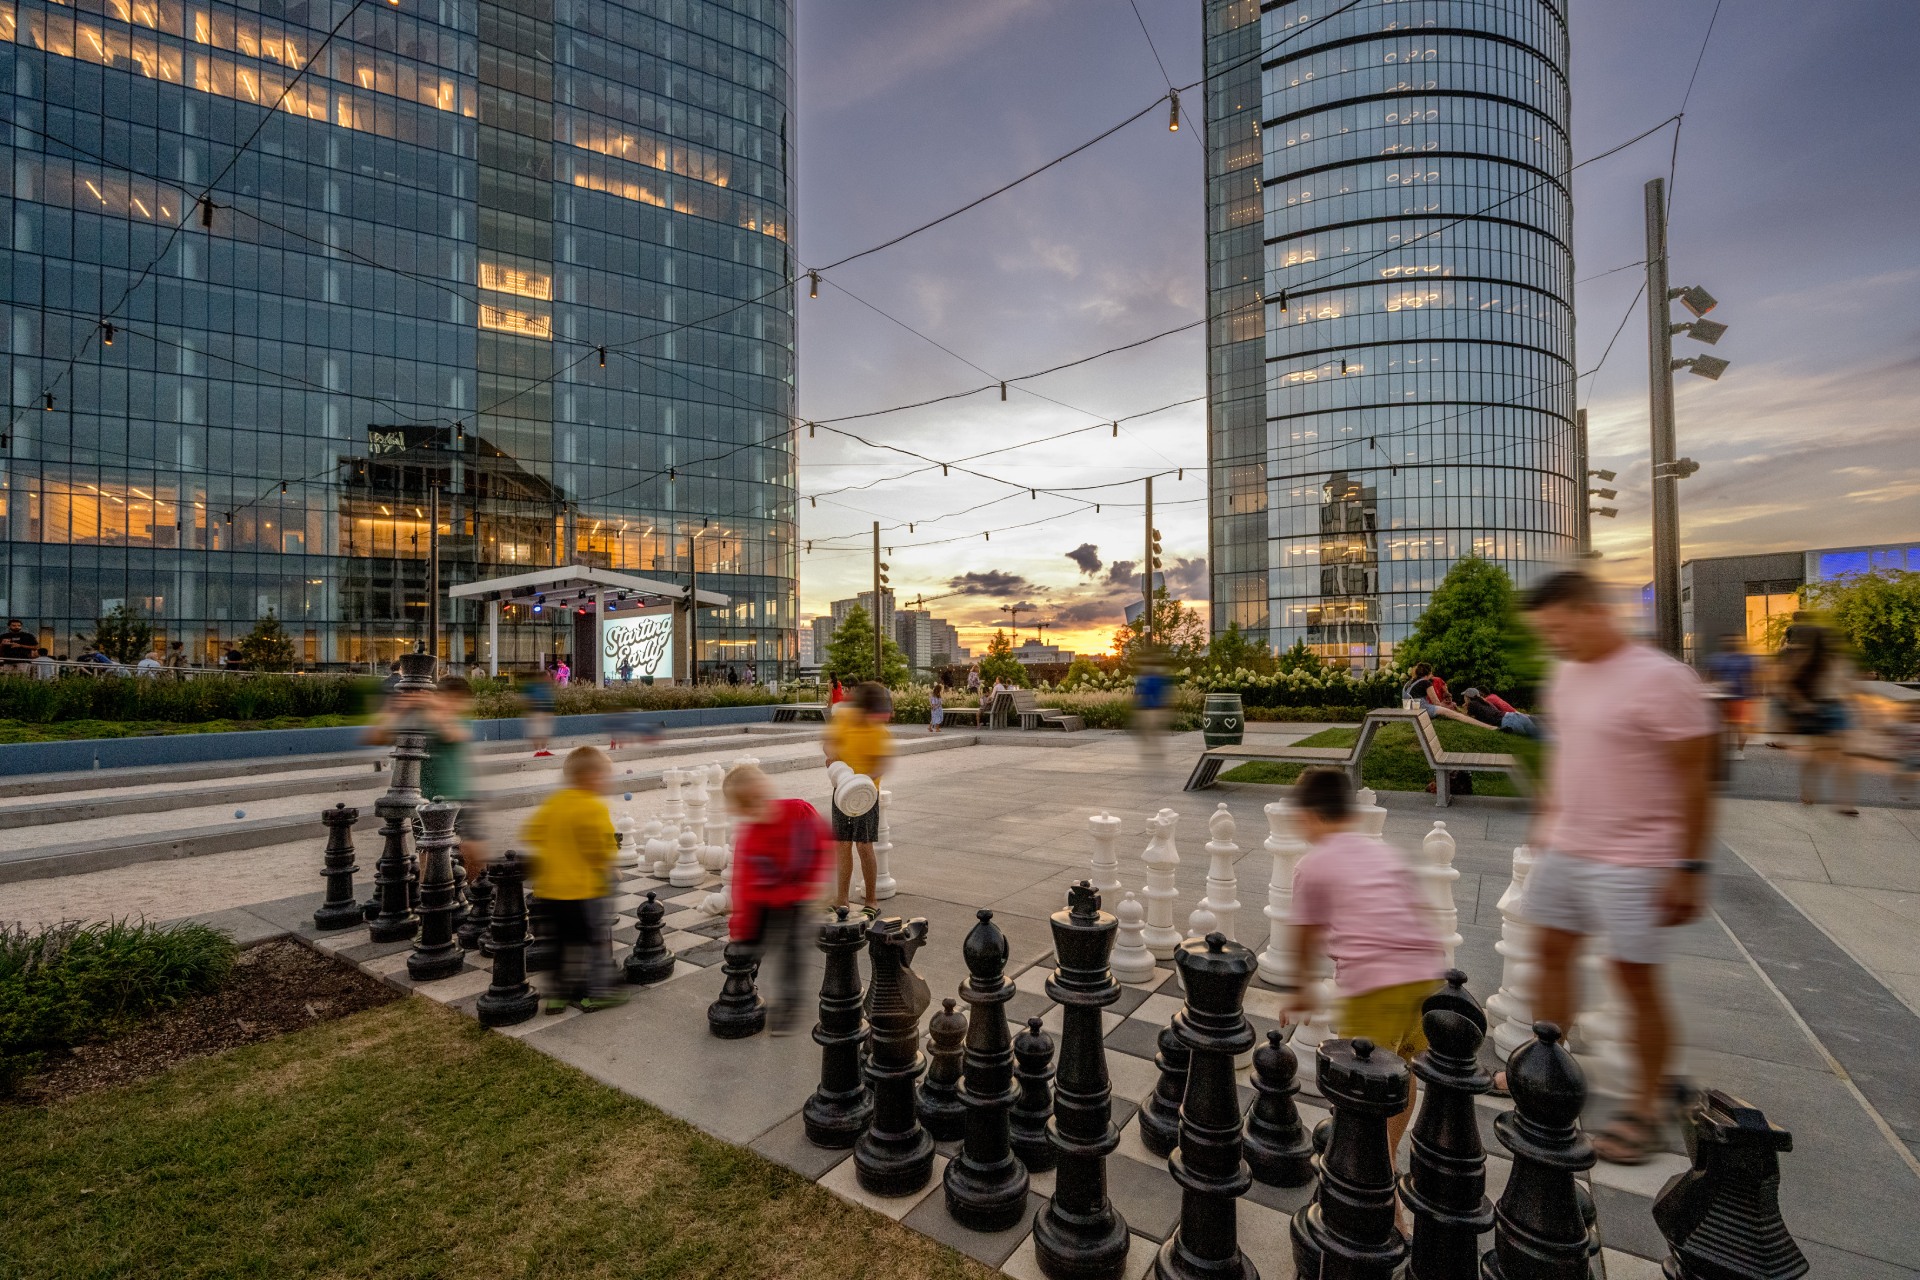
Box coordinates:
[1204,0,1576,668]
[0,0,796,674]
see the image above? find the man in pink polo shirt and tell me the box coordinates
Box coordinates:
[1522,569,1716,1164]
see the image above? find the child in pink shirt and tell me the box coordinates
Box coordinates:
[1281,767,1444,1162]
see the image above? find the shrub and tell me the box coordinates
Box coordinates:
[0,674,369,725]
[470,681,784,720]
[74,603,154,664]
[234,612,297,673]
[1397,556,1542,696]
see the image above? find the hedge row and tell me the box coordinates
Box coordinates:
[0,674,371,725]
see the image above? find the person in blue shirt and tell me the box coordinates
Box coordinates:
[1705,634,1758,760]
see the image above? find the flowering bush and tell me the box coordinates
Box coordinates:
[1178,665,1405,710]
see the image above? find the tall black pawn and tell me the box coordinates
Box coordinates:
[918,997,969,1143]
[623,891,676,984]
[708,940,766,1038]
[1138,1018,1192,1158]
[1652,1090,1808,1280]
[366,654,434,942]
[407,800,467,981]
[1481,1022,1594,1280]
[1034,881,1131,1280]
[944,909,1031,1230]
[854,915,935,1196]
[1290,1035,1409,1280]
[1011,1015,1058,1172]
[476,851,539,1027]
[313,802,364,930]
[456,869,494,951]
[1402,971,1495,1280]
[805,906,874,1148]
[1244,1030,1314,1187]
[525,894,560,973]
[1154,933,1258,1280]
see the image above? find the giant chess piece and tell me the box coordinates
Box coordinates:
[476,851,539,1027]
[918,997,969,1143]
[366,652,435,942]
[1111,892,1158,985]
[854,915,935,1195]
[804,906,876,1148]
[871,788,898,899]
[614,808,640,868]
[1011,1015,1058,1173]
[1140,808,1183,959]
[1255,799,1308,986]
[313,802,364,930]
[945,909,1031,1230]
[1197,803,1243,941]
[1481,1022,1595,1280]
[669,823,704,887]
[407,800,467,981]
[1244,1030,1314,1187]
[1400,971,1495,1280]
[1652,1090,1808,1280]
[623,890,676,985]
[643,819,674,879]
[1486,845,1538,1056]
[1419,822,1463,967]
[1088,810,1123,899]
[1289,1036,1411,1280]
[1138,1017,1193,1159]
[525,894,560,973]
[1153,932,1258,1280]
[1354,786,1387,837]
[660,767,687,824]
[1573,952,1633,1098]
[708,939,766,1038]
[1033,881,1131,1280]
[456,868,493,951]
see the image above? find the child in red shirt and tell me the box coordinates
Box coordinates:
[723,763,832,1035]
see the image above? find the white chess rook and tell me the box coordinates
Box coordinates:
[661,768,686,823]
[1139,808,1182,959]
[1087,810,1123,898]
[1487,843,1538,1055]
[1420,820,1462,965]
[1110,892,1158,984]
[871,788,897,899]
[1256,799,1309,987]
[1196,802,1242,941]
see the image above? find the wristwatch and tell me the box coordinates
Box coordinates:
[1675,859,1710,874]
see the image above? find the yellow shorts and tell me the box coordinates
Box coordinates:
[1339,979,1444,1059]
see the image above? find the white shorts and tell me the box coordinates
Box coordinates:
[1522,849,1674,966]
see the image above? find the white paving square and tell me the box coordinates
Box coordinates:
[414,967,494,1003]
[816,1153,948,1220]
[1001,1231,1157,1280]
[1131,993,1184,1027]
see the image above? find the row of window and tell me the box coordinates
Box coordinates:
[1268,106,1569,185]
[1264,0,1567,74]
[1264,43,1565,124]
[1264,156,1568,238]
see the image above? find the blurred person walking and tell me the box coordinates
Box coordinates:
[724,763,832,1034]
[522,667,557,757]
[823,681,892,917]
[1521,570,1716,1164]
[1133,652,1172,762]
[1705,634,1759,760]
[522,746,627,1013]
[1778,621,1858,814]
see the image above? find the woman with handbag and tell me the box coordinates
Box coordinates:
[1779,623,1857,815]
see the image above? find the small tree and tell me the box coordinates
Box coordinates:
[1204,621,1274,676]
[1399,556,1542,695]
[1275,637,1323,674]
[235,611,297,673]
[1110,588,1208,669]
[1802,569,1920,680]
[977,629,1030,688]
[76,603,154,664]
[820,604,910,687]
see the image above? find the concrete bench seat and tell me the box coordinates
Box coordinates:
[1184,706,1527,805]
[769,703,828,723]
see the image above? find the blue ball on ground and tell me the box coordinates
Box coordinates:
[234,809,246,819]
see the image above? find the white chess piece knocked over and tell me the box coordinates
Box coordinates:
[1256,799,1310,987]
[1197,802,1242,941]
[1419,820,1462,965]
[1110,892,1158,984]
[825,761,878,816]
[1087,810,1123,898]
[1487,844,1538,1055]
[643,819,673,878]
[1139,808,1183,959]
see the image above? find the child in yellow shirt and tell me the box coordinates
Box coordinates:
[521,746,628,1013]
[823,681,893,917]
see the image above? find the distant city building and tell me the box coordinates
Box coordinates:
[933,619,968,665]
[797,621,818,667]
[810,615,836,664]
[895,610,934,674]
[1675,540,1920,664]
[830,591,895,644]
[1010,639,1073,666]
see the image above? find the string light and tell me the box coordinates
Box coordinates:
[1168,89,1180,132]
[1276,288,1288,312]
[199,196,214,228]
[43,393,53,410]
[102,322,114,345]
[808,271,819,299]
[280,481,288,495]
[999,382,1007,401]
[598,346,606,367]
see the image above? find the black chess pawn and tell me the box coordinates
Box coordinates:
[855,915,935,1195]
[1011,1015,1057,1173]
[367,652,432,941]
[805,907,875,1148]
[456,869,494,951]
[707,939,766,1038]
[1653,1090,1808,1280]
[525,894,560,973]
[1244,1029,1314,1187]
[1033,881,1130,1280]
[1289,1036,1411,1280]
[1137,1017,1192,1158]
[1400,970,1495,1280]
[623,891,675,985]
[1481,1022,1595,1280]
[943,908,1031,1231]
[1154,933,1258,1280]
[313,802,363,930]
[407,800,467,981]
[917,997,969,1143]
[476,851,539,1027]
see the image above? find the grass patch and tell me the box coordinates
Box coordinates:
[0,998,993,1280]
[1218,720,1542,796]
[0,714,364,742]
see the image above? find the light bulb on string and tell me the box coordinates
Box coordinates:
[1168,89,1180,132]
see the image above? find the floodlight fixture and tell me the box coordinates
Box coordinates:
[1672,284,1718,318]
[1589,487,1617,501]
[1675,355,1730,381]
[1677,318,1727,345]
[1590,506,1618,519]
[1588,468,1616,482]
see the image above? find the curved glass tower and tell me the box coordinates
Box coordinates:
[0,0,796,674]
[1206,0,1576,665]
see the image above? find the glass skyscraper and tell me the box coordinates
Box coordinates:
[1204,0,1576,666]
[0,0,796,674]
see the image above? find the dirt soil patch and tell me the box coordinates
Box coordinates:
[11,940,396,1105]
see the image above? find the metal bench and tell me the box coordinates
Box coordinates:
[769,703,828,723]
[940,705,983,726]
[1008,689,1085,732]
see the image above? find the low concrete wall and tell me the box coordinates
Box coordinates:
[0,704,781,777]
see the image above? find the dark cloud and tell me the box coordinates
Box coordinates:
[1010,600,1042,613]
[1065,543,1102,576]
[1166,556,1208,597]
[946,570,1038,596]
[1051,598,1125,625]
[1105,558,1137,587]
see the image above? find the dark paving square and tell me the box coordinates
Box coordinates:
[1110,1097,1140,1135]
[1006,989,1054,1027]
[747,1110,854,1182]
[677,939,729,967]
[685,917,730,939]
[902,1189,1046,1268]
[1590,1181,1666,1261]
[1245,1172,1317,1215]
[341,938,415,962]
[1104,1017,1164,1062]
[1105,1148,1183,1241]
[1107,983,1154,1018]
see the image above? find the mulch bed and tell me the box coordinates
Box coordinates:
[11,940,397,1105]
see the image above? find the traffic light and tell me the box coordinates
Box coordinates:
[877,560,889,590]
[1148,527,1163,574]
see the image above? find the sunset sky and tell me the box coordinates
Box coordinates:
[788,0,1920,658]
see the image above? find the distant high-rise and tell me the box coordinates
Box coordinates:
[1204,0,1576,666]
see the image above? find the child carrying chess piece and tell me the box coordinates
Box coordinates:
[521,746,629,1014]
[824,681,893,918]
[1278,767,1445,1202]
[367,675,489,882]
[723,763,833,1035]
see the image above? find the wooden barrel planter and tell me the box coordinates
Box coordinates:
[1202,692,1245,748]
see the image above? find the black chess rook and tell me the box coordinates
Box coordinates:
[805,907,875,1148]
[1480,1022,1595,1280]
[1289,1034,1410,1280]
[313,802,363,930]
[475,851,539,1027]
[707,940,766,1038]
[623,891,676,985]
[1011,1015,1058,1173]
[1243,1029,1314,1188]
[944,908,1031,1231]
[1400,971,1495,1280]
[407,800,467,981]
[1652,1090,1808,1280]
[854,915,935,1196]
[918,997,969,1143]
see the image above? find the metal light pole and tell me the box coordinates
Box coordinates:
[687,521,704,685]
[1574,408,1592,558]
[1644,177,1683,657]
[871,521,889,683]
[427,481,441,669]
[1142,476,1154,648]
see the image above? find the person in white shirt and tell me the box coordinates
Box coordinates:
[136,650,166,678]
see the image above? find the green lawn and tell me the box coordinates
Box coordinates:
[0,714,366,743]
[0,999,992,1280]
[1218,720,1542,796]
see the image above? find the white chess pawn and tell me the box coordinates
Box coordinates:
[1197,802,1242,941]
[1420,820,1462,965]
[613,810,639,868]
[669,825,704,887]
[1354,786,1388,837]
[871,788,897,899]
[1139,808,1182,959]
[1256,799,1309,987]
[1487,844,1538,1055]
[1087,811,1123,898]
[1111,892,1157,984]
[1185,904,1218,940]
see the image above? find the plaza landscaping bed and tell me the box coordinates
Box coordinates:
[1218,719,1543,796]
[0,996,994,1280]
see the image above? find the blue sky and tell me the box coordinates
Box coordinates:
[789,0,1920,654]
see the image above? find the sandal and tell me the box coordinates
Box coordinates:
[1590,1110,1660,1165]
[1487,1070,1510,1099]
